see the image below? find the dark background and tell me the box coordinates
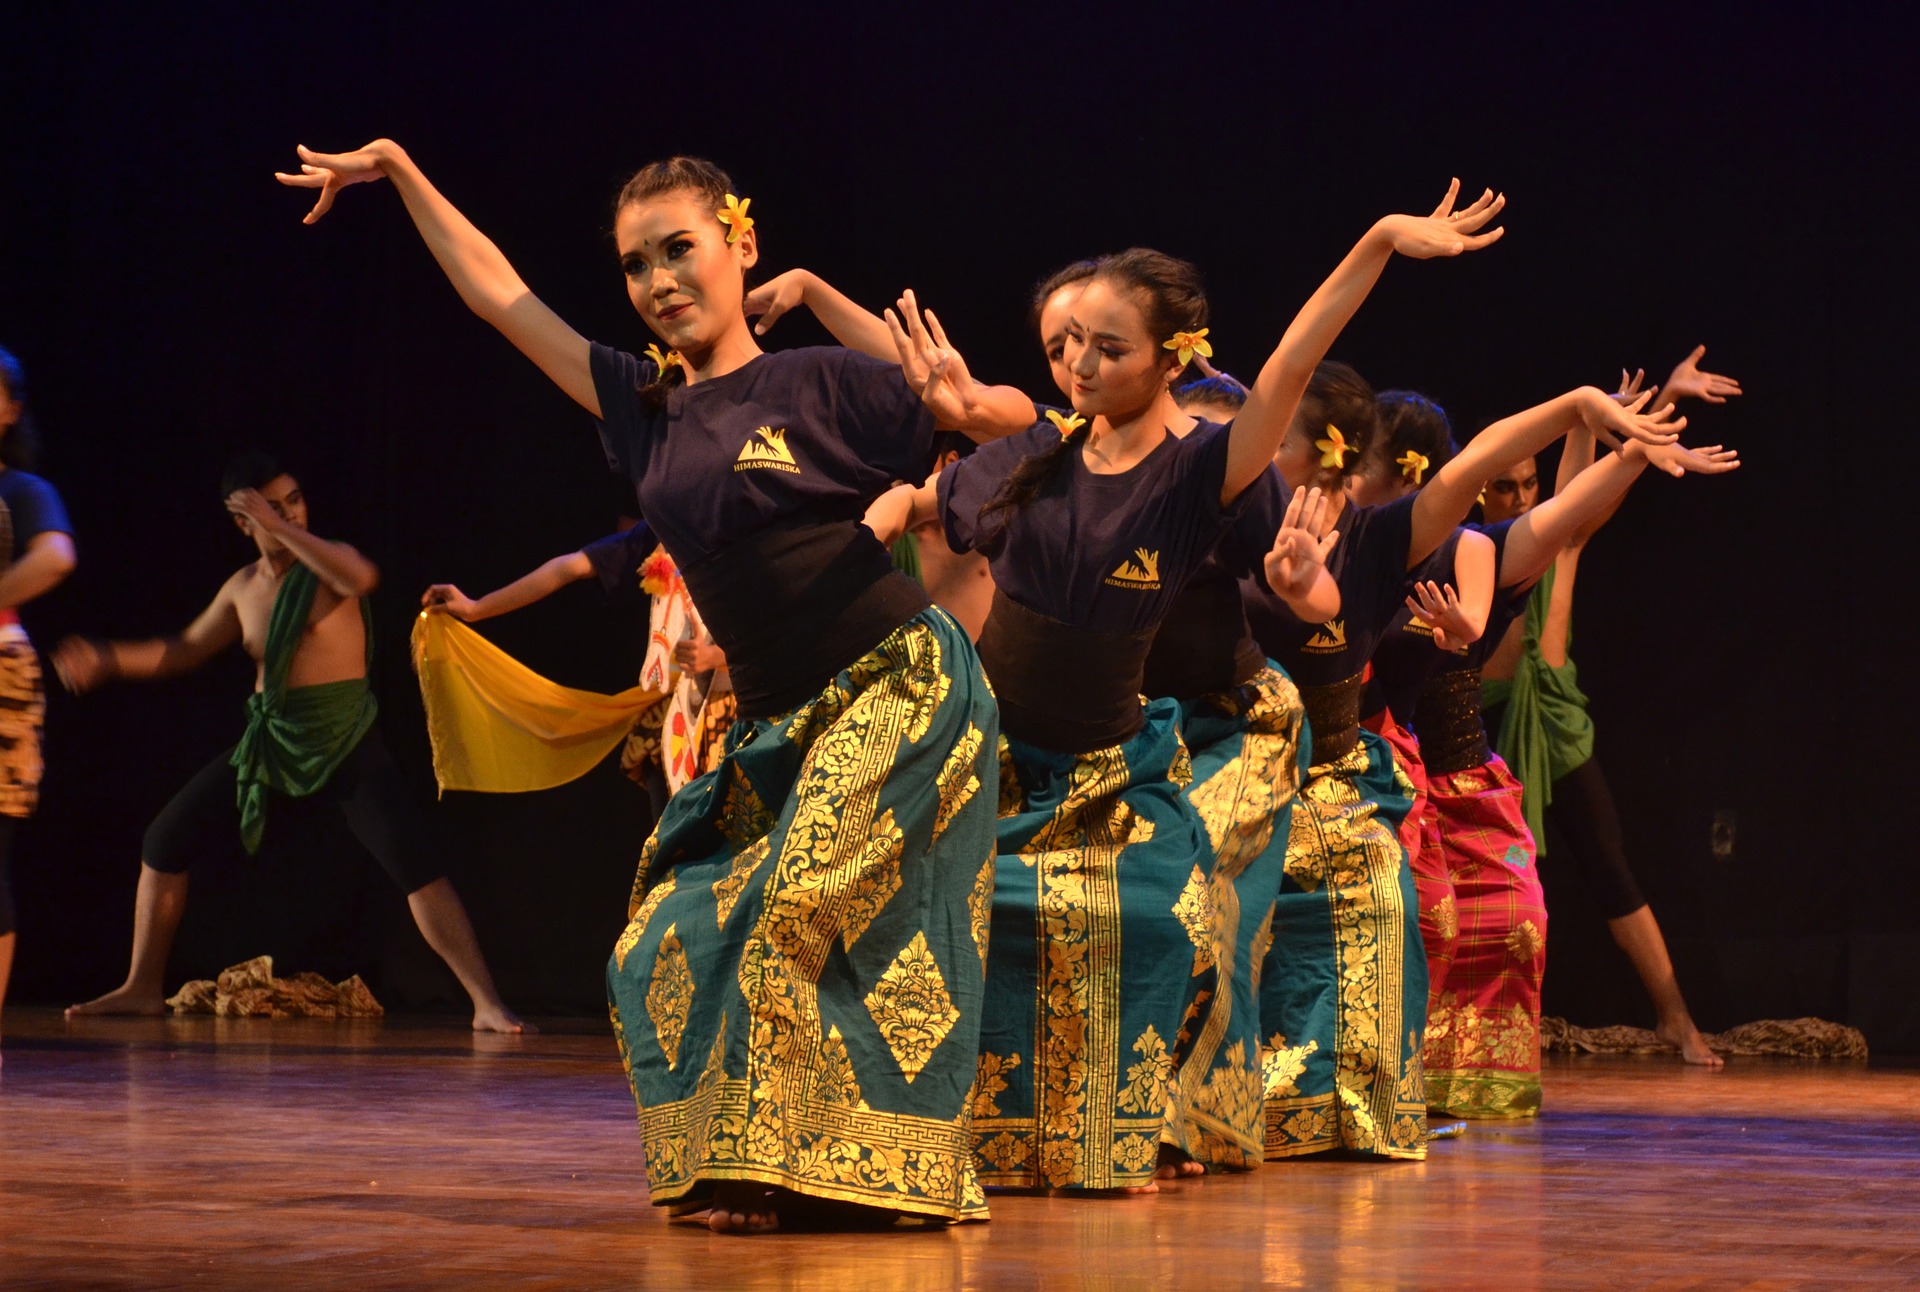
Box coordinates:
[5,4,1915,1048]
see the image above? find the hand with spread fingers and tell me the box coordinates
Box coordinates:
[1407,580,1475,651]
[1581,387,1686,448]
[1633,440,1742,479]
[886,289,983,425]
[1377,178,1508,259]
[1662,344,1743,406]
[1611,367,1655,406]
[1265,485,1341,604]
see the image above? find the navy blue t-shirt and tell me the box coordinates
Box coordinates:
[1459,518,1532,674]
[1243,492,1417,686]
[938,416,1236,635]
[580,521,657,605]
[0,469,72,577]
[588,344,935,565]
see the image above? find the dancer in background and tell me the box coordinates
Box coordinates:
[56,453,524,1032]
[282,140,1026,1232]
[868,183,1508,1191]
[1245,338,1684,1157]
[1482,348,1742,1066]
[0,347,79,1038]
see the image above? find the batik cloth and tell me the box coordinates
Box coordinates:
[1370,714,1459,1030]
[1162,664,1306,1170]
[970,697,1220,1190]
[0,621,45,818]
[1259,727,1430,1159]
[606,608,1000,1221]
[1419,754,1546,1119]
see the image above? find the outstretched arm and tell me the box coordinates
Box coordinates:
[277,140,597,414]
[53,581,243,693]
[886,293,1035,441]
[747,270,896,358]
[226,491,380,599]
[0,532,76,612]
[1410,387,1683,567]
[423,551,595,622]
[1225,180,1507,503]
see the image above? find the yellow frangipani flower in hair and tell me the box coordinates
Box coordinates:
[1162,328,1213,366]
[1315,424,1355,470]
[1045,409,1086,437]
[644,344,685,374]
[1397,450,1430,485]
[716,193,754,244]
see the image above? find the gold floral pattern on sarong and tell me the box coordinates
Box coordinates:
[1263,1034,1320,1099]
[616,871,678,971]
[865,931,961,1084]
[1506,919,1545,964]
[972,1051,1021,1118]
[967,853,995,973]
[647,924,694,1069]
[717,761,777,850]
[931,722,985,846]
[815,1025,867,1109]
[1432,892,1460,944]
[840,808,904,950]
[711,836,770,930]
[1117,1025,1174,1114]
[1172,866,1217,975]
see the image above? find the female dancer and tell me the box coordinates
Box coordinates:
[867,184,1510,1192]
[1364,386,1737,1115]
[0,347,78,1035]
[1244,356,1683,1158]
[281,141,1030,1232]
[1481,348,1742,1066]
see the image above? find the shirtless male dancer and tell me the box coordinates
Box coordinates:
[57,453,525,1032]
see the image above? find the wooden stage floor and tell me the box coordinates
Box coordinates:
[2,1009,1915,1289]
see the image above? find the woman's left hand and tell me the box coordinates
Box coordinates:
[1407,580,1474,651]
[887,290,982,425]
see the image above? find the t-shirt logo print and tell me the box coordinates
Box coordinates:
[734,426,801,474]
[1105,547,1162,591]
[1303,619,1347,653]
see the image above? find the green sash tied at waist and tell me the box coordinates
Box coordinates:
[230,563,378,854]
[1483,563,1594,854]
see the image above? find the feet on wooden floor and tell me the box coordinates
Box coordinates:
[702,1184,903,1233]
[1656,1016,1725,1067]
[471,1003,533,1035]
[64,984,167,1018]
[708,1182,781,1234]
[1154,1145,1206,1180]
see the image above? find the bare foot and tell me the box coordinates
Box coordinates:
[65,984,167,1018]
[472,1003,533,1034]
[709,1182,780,1234]
[1154,1145,1206,1180]
[1656,1017,1724,1067]
[1051,1182,1161,1197]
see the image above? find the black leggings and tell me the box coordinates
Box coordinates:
[1542,753,1647,920]
[143,730,445,894]
[0,816,18,937]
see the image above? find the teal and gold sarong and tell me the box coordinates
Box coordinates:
[230,563,377,854]
[1260,727,1429,1159]
[971,698,1217,1191]
[1164,664,1306,1170]
[607,608,999,1221]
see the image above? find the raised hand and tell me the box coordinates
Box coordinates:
[744,270,811,337]
[225,488,282,537]
[1265,486,1341,600]
[274,142,395,224]
[1407,580,1473,651]
[1612,367,1654,405]
[1636,440,1741,478]
[1380,179,1507,259]
[421,584,480,620]
[1581,387,1684,447]
[1663,345,1743,405]
[51,637,111,694]
[886,290,982,425]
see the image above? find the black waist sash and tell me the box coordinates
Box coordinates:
[1300,671,1366,767]
[679,521,931,720]
[1417,668,1491,777]
[977,588,1154,754]
[1141,569,1266,699]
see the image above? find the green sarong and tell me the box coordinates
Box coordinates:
[1482,564,1595,853]
[230,563,378,854]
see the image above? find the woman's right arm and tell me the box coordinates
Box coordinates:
[278,140,598,414]
[422,551,595,622]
